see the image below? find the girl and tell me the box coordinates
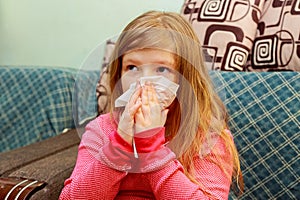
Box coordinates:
[60,11,243,199]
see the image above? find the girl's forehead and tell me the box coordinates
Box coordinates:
[119,28,178,54]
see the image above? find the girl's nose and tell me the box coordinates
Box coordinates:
[141,65,156,77]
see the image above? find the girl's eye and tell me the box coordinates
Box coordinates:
[127,65,138,71]
[157,66,171,73]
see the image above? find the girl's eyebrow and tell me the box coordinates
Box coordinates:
[155,60,175,67]
[123,58,174,67]
[122,58,138,65]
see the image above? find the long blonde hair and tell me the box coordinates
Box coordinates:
[108,11,243,195]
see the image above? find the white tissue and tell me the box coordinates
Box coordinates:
[115,76,179,108]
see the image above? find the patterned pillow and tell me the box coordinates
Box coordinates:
[249,0,300,71]
[181,0,265,71]
[181,0,300,71]
[96,40,114,115]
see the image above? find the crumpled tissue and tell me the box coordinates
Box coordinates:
[115,76,179,108]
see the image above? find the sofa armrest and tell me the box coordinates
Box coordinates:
[0,128,83,199]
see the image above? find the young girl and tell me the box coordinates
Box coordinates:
[59,11,243,199]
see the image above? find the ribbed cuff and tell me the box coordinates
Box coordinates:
[100,128,175,173]
[109,127,165,153]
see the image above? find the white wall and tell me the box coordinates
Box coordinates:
[0,0,183,69]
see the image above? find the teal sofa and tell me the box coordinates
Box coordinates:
[0,66,299,199]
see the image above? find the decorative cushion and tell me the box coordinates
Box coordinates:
[96,40,114,115]
[181,0,300,71]
[181,0,265,71]
[249,0,300,71]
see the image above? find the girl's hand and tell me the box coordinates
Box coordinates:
[117,83,142,144]
[135,82,169,133]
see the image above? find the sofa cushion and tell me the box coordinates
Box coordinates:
[0,67,77,152]
[0,67,100,152]
[209,71,300,199]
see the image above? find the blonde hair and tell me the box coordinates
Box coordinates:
[108,11,243,195]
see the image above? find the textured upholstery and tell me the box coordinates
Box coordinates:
[0,67,77,152]
[0,129,81,200]
[0,67,99,152]
[210,71,300,199]
[73,69,100,125]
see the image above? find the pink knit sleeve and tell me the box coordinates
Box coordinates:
[59,116,127,200]
[147,133,233,200]
[103,126,176,173]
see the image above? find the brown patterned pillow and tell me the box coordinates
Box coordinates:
[181,0,300,71]
[181,0,265,71]
[249,0,300,71]
[96,40,114,115]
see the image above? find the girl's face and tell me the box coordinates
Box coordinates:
[121,48,178,92]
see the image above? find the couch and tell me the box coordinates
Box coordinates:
[1,0,300,199]
[0,66,299,199]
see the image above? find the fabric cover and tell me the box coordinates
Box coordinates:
[181,0,300,71]
[209,71,300,199]
[0,67,99,152]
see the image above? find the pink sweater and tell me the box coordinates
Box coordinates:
[59,113,233,200]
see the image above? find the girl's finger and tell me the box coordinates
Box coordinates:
[119,95,141,120]
[129,97,142,117]
[128,83,142,107]
[148,83,159,104]
[142,82,149,106]
[135,104,143,119]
